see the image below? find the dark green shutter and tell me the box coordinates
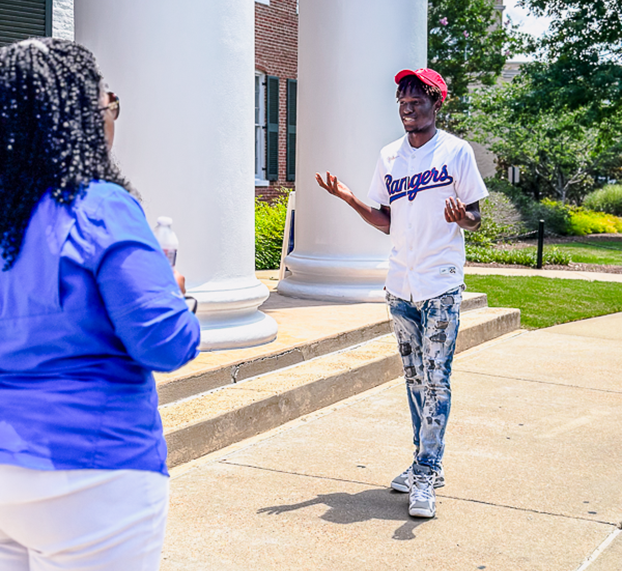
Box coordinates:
[0,0,52,47]
[266,75,279,182]
[286,79,297,182]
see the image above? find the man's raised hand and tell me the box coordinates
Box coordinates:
[444,197,467,223]
[444,197,482,231]
[315,171,354,203]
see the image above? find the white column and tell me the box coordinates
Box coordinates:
[75,0,277,350]
[278,0,428,302]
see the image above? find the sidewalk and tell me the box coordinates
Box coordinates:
[161,312,622,571]
[464,265,622,283]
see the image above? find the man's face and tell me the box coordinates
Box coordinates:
[398,84,439,134]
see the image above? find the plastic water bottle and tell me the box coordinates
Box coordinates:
[153,216,179,267]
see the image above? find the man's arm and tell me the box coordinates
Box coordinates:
[444,197,481,231]
[315,172,391,234]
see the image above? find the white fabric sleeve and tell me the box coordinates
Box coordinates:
[367,155,390,207]
[453,143,489,205]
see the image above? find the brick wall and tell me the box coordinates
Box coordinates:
[255,0,298,200]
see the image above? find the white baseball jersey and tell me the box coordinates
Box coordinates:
[368,129,488,302]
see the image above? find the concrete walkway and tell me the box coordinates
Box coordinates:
[464,266,622,283]
[162,312,622,571]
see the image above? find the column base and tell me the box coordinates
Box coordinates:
[189,278,278,351]
[277,253,388,303]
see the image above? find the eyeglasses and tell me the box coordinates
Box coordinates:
[101,92,120,120]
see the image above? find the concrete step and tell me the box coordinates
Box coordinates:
[155,291,489,406]
[160,304,520,468]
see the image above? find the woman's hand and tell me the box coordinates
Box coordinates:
[173,268,186,294]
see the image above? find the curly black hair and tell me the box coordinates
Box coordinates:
[396,74,443,104]
[0,38,130,270]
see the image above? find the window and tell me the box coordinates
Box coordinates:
[286,79,297,181]
[255,72,267,185]
[0,0,52,47]
[265,75,279,181]
[256,73,280,184]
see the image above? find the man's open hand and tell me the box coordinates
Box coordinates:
[444,197,482,231]
[444,197,467,223]
[315,171,355,203]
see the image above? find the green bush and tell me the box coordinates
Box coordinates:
[255,195,288,270]
[486,178,573,235]
[527,198,573,235]
[583,185,622,216]
[567,209,622,236]
[465,191,526,246]
[466,245,571,266]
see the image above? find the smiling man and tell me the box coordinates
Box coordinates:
[315,68,488,519]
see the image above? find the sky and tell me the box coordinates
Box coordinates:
[503,0,553,61]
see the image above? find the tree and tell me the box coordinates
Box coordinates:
[427,0,524,133]
[516,0,622,120]
[469,78,622,204]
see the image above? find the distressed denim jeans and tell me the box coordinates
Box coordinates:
[387,286,463,473]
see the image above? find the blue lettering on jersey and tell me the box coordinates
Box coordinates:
[385,165,454,204]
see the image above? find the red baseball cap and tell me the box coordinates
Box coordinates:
[394,68,448,102]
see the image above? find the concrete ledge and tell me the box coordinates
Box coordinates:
[162,305,520,468]
[157,291,488,406]
[456,307,521,353]
[163,337,402,468]
[157,320,394,405]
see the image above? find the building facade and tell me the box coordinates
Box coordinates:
[1,0,297,201]
[254,0,298,200]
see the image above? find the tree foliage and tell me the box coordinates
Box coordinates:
[469,77,622,204]
[517,0,622,118]
[427,0,524,133]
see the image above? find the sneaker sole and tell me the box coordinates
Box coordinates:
[409,507,436,518]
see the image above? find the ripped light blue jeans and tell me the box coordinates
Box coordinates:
[387,286,463,473]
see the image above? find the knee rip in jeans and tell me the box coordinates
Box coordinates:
[430,332,447,343]
[398,342,412,357]
[404,366,422,384]
[440,295,454,306]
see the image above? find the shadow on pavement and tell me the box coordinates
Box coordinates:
[257,488,430,541]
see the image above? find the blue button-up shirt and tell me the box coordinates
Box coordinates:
[0,181,200,475]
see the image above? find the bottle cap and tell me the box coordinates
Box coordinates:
[156,216,173,226]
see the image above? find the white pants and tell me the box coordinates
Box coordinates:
[0,465,168,571]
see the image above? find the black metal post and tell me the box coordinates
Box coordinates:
[536,220,545,269]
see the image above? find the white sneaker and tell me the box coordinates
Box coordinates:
[408,470,436,518]
[391,464,445,492]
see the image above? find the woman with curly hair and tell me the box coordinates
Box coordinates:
[0,38,200,570]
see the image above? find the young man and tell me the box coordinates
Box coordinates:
[315,68,488,518]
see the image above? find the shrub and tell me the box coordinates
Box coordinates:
[567,209,622,236]
[466,245,571,266]
[465,191,526,246]
[583,185,622,217]
[255,195,288,270]
[528,198,573,235]
[486,177,573,235]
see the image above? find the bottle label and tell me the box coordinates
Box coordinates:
[163,249,177,267]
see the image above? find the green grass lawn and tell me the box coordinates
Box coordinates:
[548,240,622,266]
[464,274,622,329]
